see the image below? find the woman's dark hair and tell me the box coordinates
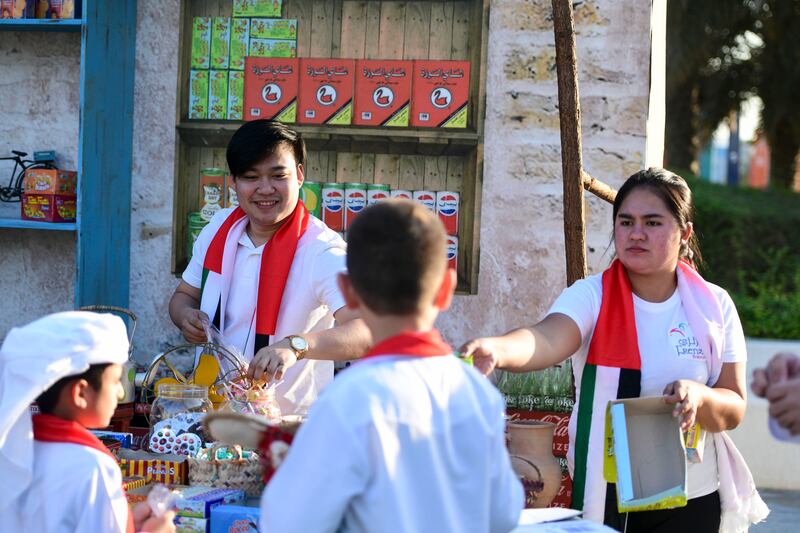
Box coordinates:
[226,120,306,177]
[613,167,702,268]
[35,363,111,415]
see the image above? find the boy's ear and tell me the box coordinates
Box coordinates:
[434,268,457,311]
[337,273,360,310]
[67,379,91,411]
[296,163,305,187]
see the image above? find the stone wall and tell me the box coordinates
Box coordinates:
[0,31,79,337]
[0,0,661,361]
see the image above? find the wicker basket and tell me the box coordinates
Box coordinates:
[188,444,263,497]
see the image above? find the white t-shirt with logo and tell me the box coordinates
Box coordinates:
[183,210,347,415]
[548,272,747,499]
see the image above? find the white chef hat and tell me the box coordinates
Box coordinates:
[0,311,129,513]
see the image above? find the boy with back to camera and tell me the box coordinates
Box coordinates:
[0,311,175,533]
[261,200,524,532]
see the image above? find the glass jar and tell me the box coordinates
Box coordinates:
[148,384,213,455]
[221,386,282,422]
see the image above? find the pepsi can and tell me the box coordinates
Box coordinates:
[390,189,412,200]
[413,190,436,212]
[446,235,458,271]
[322,182,345,232]
[300,180,322,218]
[367,183,391,205]
[344,183,367,230]
[436,191,459,235]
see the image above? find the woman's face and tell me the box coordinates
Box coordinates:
[614,187,690,276]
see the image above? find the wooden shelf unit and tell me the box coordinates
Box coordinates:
[174,0,489,293]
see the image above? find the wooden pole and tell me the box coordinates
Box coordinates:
[552,0,587,285]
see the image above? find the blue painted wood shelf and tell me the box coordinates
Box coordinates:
[0,19,82,32]
[0,217,77,231]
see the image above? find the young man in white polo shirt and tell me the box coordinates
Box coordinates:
[262,200,523,532]
[169,120,371,415]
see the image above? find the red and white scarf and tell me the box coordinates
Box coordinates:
[362,329,453,360]
[200,203,310,357]
[33,414,135,533]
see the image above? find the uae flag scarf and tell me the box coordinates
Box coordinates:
[570,258,725,522]
[33,414,135,533]
[200,202,310,356]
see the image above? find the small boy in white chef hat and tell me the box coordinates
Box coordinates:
[0,311,175,533]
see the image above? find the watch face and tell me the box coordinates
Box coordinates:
[291,336,308,351]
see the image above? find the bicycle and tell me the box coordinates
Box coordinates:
[0,150,57,203]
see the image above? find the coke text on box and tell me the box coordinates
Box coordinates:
[298,58,355,125]
[244,57,298,122]
[507,409,571,458]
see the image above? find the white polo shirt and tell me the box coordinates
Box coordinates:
[262,355,524,533]
[183,208,347,415]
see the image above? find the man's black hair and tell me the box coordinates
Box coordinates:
[35,363,111,414]
[226,120,306,177]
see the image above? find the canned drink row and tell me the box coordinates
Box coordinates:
[307,181,459,235]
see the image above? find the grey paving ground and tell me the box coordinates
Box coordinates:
[752,490,800,532]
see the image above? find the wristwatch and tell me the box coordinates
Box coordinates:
[285,335,309,361]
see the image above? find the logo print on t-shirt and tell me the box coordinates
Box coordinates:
[668,322,705,361]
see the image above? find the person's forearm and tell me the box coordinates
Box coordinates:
[696,386,746,432]
[495,328,540,372]
[169,291,199,329]
[304,318,373,361]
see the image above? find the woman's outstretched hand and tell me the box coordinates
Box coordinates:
[459,337,503,376]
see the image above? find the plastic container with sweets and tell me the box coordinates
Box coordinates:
[148,384,213,457]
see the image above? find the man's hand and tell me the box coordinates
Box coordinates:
[131,503,176,533]
[458,337,503,376]
[766,376,800,435]
[178,308,209,344]
[248,338,298,382]
[752,352,800,398]
[663,379,706,431]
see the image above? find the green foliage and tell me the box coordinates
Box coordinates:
[681,171,800,338]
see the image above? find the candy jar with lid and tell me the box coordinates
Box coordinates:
[148,384,213,456]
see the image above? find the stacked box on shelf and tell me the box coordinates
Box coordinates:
[21,168,77,223]
[297,58,355,125]
[1,0,35,18]
[353,59,412,127]
[233,0,282,18]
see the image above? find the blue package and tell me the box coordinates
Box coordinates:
[210,504,261,533]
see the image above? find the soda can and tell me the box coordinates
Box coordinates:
[436,191,460,235]
[344,183,367,230]
[390,189,412,200]
[321,182,345,231]
[446,235,458,271]
[413,190,436,212]
[367,183,391,205]
[300,180,322,218]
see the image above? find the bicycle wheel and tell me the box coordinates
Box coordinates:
[1,162,57,203]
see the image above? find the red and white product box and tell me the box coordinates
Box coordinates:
[243,57,299,122]
[321,184,345,232]
[344,184,367,231]
[298,58,355,125]
[410,60,471,128]
[412,190,436,212]
[390,189,412,200]
[353,59,412,127]
[436,191,459,235]
[446,235,458,271]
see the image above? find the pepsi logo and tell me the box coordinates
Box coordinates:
[262,83,282,104]
[372,192,388,200]
[431,87,452,109]
[437,194,458,216]
[323,190,344,212]
[317,84,337,106]
[417,194,435,203]
[346,191,366,212]
[446,245,457,261]
[373,86,394,108]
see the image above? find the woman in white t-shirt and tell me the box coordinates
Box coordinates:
[461,168,766,531]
